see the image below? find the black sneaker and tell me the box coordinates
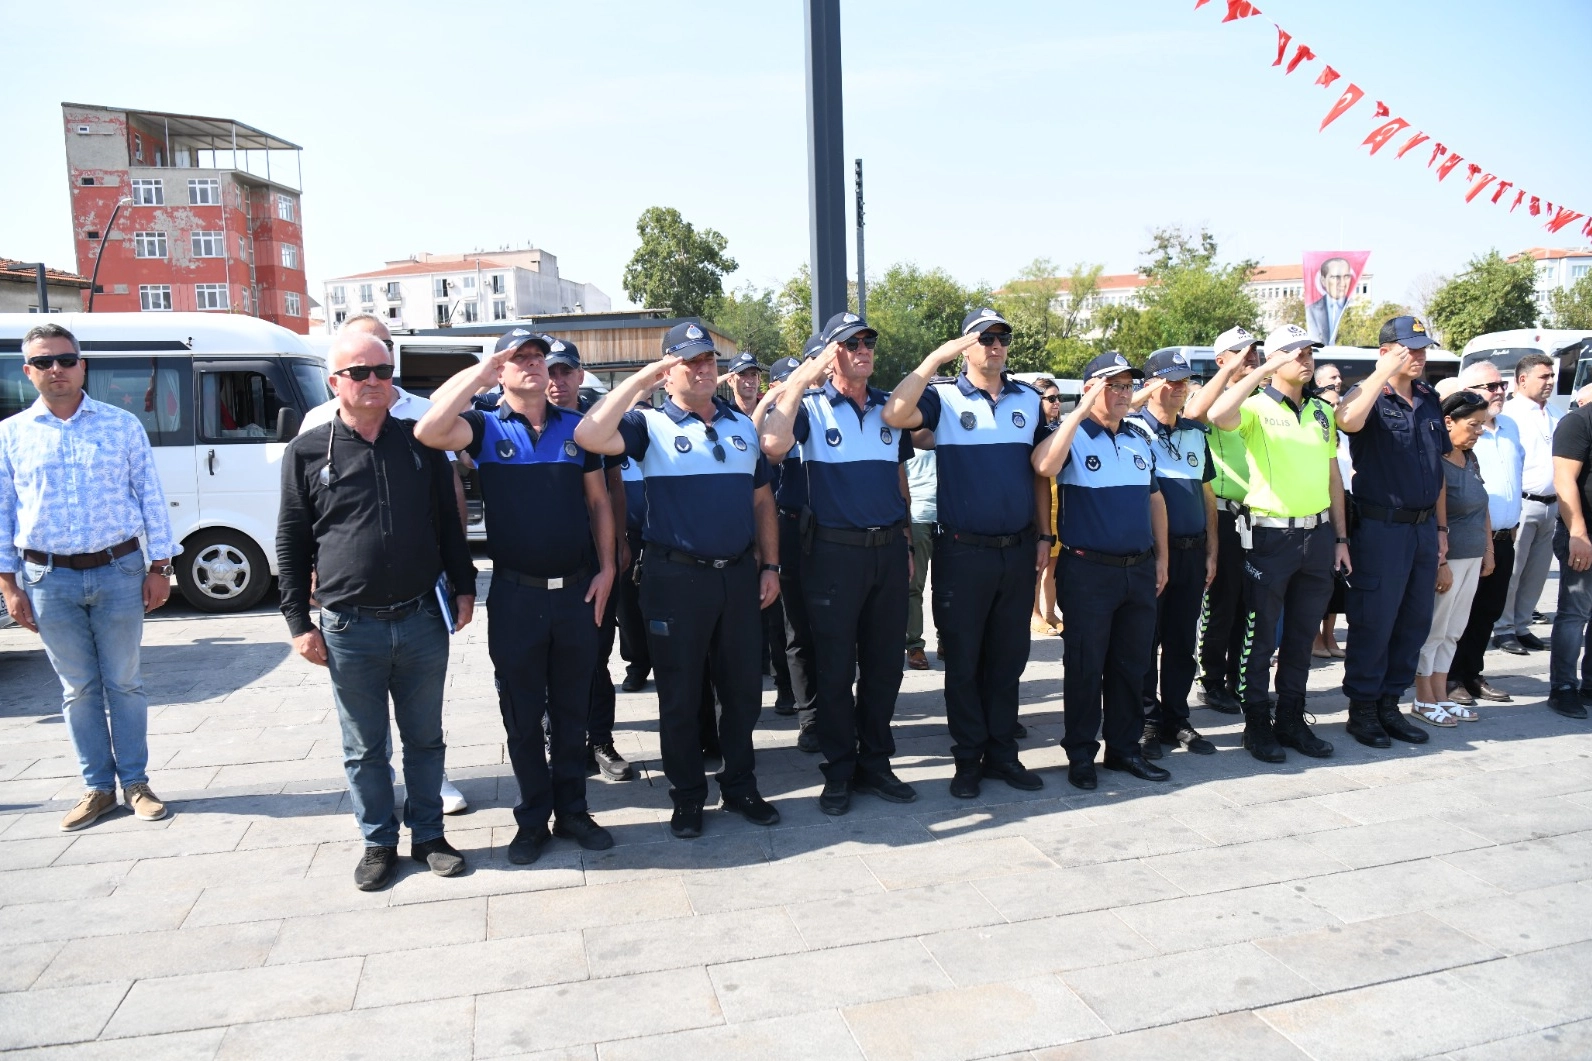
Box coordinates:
[410,836,466,877]
[1198,684,1242,714]
[354,845,399,891]
[670,802,704,839]
[553,812,615,850]
[797,726,822,754]
[590,743,635,782]
[1013,722,1028,740]
[949,762,981,799]
[621,673,649,692]
[852,769,917,804]
[818,777,851,816]
[721,792,780,826]
[982,759,1044,791]
[1549,689,1589,719]
[773,687,796,716]
[1174,727,1217,755]
[507,825,551,865]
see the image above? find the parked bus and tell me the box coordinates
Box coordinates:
[1459,329,1592,414]
[1149,343,1461,389]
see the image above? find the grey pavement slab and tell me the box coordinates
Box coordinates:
[215,997,475,1060]
[355,931,587,1007]
[99,956,362,1038]
[1061,941,1316,1032]
[1033,1011,1310,1060]
[596,1009,866,1061]
[706,937,952,1024]
[473,967,723,1058]
[1254,911,1503,993]
[842,974,1110,1061]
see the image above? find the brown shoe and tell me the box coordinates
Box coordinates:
[123,783,167,822]
[906,648,930,670]
[60,790,117,832]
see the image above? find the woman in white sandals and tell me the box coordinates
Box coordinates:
[1413,390,1496,726]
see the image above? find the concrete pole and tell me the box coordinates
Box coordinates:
[854,158,866,319]
[804,0,847,334]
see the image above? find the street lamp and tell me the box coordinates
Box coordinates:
[86,197,134,312]
[9,262,51,314]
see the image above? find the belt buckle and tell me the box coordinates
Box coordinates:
[711,558,729,569]
[547,577,564,590]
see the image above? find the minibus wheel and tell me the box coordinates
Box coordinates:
[176,530,271,613]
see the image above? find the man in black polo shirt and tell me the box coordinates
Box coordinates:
[416,329,618,864]
[278,332,477,891]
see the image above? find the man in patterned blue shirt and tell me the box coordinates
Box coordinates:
[0,323,178,832]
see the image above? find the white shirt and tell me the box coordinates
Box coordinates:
[1500,395,1560,496]
[300,388,455,461]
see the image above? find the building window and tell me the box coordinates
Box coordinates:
[132,133,144,162]
[489,274,505,294]
[188,178,220,205]
[435,303,450,326]
[387,306,400,320]
[461,300,479,323]
[131,178,164,206]
[492,299,507,320]
[1572,264,1591,280]
[384,282,401,300]
[139,285,172,311]
[195,283,230,311]
[281,244,300,270]
[284,292,301,317]
[276,194,296,222]
[358,283,373,305]
[133,231,167,258]
[333,309,346,326]
[462,275,476,290]
[191,231,224,257]
[330,285,345,305]
[434,278,450,298]
[240,287,252,313]
[240,237,250,261]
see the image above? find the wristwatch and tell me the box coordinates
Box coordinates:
[1334,536,1349,545]
[1038,534,1056,544]
[761,563,782,574]
[152,563,175,577]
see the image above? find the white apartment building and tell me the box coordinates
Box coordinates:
[1511,247,1592,316]
[321,247,610,332]
[1050,264,1372,333]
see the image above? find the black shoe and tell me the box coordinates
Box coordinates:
[852,769,917,804]
[1173,728,1216,755]
[553,812,615,851]
[1549,689,1589,719]
[982,758,1044,791]
[721,792,780,826]
[507,825,551,864]
[1198,684,1242,714]
[1241,702,1287,763]
[797,726,822,754]
[1518,631,1549,651]
[818,777,851,816]
[1492,635,1529,655]
[670,803,704,839]
[949,762,981,799]
[621,673,649,693]
[1067,762,1098,790]
[354,845,399,890]
[411,836,466,877]
[1377,694,1430,744]
[1471,678,1513,702]
[1581,687,1592,704]
[1013,721,1028,740]
[1101,753,1171,782]
[1446,682,1477,707]
[1345,699,1391,748]
[1274,697,1333,759]
[1141,725,1164,760]
[773,688,796,716]
[1532,610,1547,625]
[590,742,635,782]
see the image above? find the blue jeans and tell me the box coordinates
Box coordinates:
[320,597,449,848]
[1550,522,1592,693]
[21,549,151,791]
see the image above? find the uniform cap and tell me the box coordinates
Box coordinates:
[494,328,550,357]
[662,321,717,359]
[1264,323,1321,355]
[800,333,827,360]
[961,307,1012,335]
[544,335,580,369]
[821,311,876,346]
[770,356,802,383]
[1083,351,1143,381]
[1142,348,1196,381]
[726,350,764,375]
[1212,326,1257,356]
[1378,315,1435,350]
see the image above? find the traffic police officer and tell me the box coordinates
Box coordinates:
[414,329,617,863]
[1335,315,1450,748]
[883,308,1049,799]
[575,323,782,839]
[1206,325,1348,762]
[1131,349,1218,760]
[1184,327,1261,715]
[1035,353,1171,790]
[761,312,917,815]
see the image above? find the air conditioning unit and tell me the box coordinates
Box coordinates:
[76,124,91,135]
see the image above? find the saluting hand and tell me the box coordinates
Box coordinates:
[924,333,980,371]
[1375,345,1412,379]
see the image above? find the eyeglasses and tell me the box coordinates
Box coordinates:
[1472,381,1508,393]
[331,363,395,382]
[977,331,1011,347]
[26,355,79,370]
[1104,382,1135,394]
[843,336,878,352]
[701,424,727,463]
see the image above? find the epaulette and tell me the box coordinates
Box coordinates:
[1007,377,1040,395]
[1120,418,1154,442]
[927,375,957,385]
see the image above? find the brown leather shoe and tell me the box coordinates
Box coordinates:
[123,783,167,821]
[906,648,929,670]
[1470,678,1513,703]
[60,790,117,832]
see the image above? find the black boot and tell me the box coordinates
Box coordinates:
[1241,701,1286,763]
[1274,694,1333,758]
[1377,693,1429,744]
[1141,722,1163,760]
[1345,699,1391,748]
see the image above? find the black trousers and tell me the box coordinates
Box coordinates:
[487,576,595,828]
[641,556,762,808]
[1236,523,1336,705]
[1198,510,1247,694]
[1061,552,1158,764]
[933,534,1035,766]
[779,512,818,727]
[615,529,650,682]
[1451,534,1516,685]
[1345,518,1439,701]
[764,594,792,692]
[1143,544,1207,731]
[588,576,619,747]
[803,535,909,782]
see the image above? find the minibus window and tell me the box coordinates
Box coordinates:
[201,370,283,441]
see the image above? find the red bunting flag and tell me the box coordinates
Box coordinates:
[1373,101,1390,118]
[1546,207,1585,233]
[1362,118,1410,155]
[1491,181,1513,205]
[1465,174,1496,203]
[1510,190,1526,213]
[1222,0,1261,22]
[1194,0,1211,7]
[1530,196,1542,216]
[1285,44,1316,73]
[1395,132,1430,159]
[1464,163,1482,182]
[1582,218,1592,238]
[1320,84,1365,130]
[1428,143,1448,167]
[1436,153,1465,181]
[1315,65,1340,88]
[1273,25,1291,65]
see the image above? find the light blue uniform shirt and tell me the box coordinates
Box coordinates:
[1472,416,1525,531]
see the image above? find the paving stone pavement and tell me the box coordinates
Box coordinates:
[1,560,1589,1060]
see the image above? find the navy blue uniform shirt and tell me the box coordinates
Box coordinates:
[916,373,1046,536]
[793,381,912,529]
[1346,379,1451,510]
[774,453,806,512]
[618,455,646,532]
[1057,418,1160,556]
[1130,408,1211,538]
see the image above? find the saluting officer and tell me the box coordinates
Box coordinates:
[1035,353,1170,790]
[575,323,782,839]
[1184,327,1261,716]
[761,312,916,815]
[1335,316,1449,748]
[414,329,618,864]
[1206,325,1348,762]
[883,308,1050,799]
[1131,350,1218,760]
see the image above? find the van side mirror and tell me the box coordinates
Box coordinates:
[276,407,301,442]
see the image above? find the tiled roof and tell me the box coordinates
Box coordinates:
[332,258,510,281]
[0,258,91,288]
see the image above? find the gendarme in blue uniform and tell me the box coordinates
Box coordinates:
[916,373,1045,535]
[617,397,769,559]
[1057,419,1160,556]
[1347,379,1449,510]
[794,381,911,529]
[1130,408,1210,539]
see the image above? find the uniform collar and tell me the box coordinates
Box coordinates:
[495,399,567,426]
[1081,416,1132,439]
[1262,385,1305,416]
[1131,407,1199,435]
[955,371,1022,399]
[662,396,737,425]
[822,380,886,410]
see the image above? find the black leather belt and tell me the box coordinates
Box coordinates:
[940,527,1033,549]
[1493,528,1517,542]
[1169,534,1207,551]
[355,592,427,621]
[661,548,751,570]
[1067,546,1154,568]
[814,522,906,548]
[1525,493,1557,504]
[1356,503,1434,525]
[494,565,590,590]
[23,537,139,571]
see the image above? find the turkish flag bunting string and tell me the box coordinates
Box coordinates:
[1195,2,1583,234]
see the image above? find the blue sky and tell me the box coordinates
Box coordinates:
[3,0,1588,313]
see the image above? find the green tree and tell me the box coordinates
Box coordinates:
[1092,226,1259,362]
[1548,272,1592,330]
[708,285,783,361]
[621,206,738,318]
[864,263,992,387]
[995,260,1104,374]
[1276,295,1306,330]
[1333,299,1411,348]
[774,266,813,359]
[1426,250,1538,351]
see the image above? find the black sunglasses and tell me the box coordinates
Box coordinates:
[331,363,395,382]
[1473,381,1507,393]
[1040,394,1062,404]
[701,424,726,463]
[27,355,80,370]
[977,331,1011,347]
[843,335,878,352]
